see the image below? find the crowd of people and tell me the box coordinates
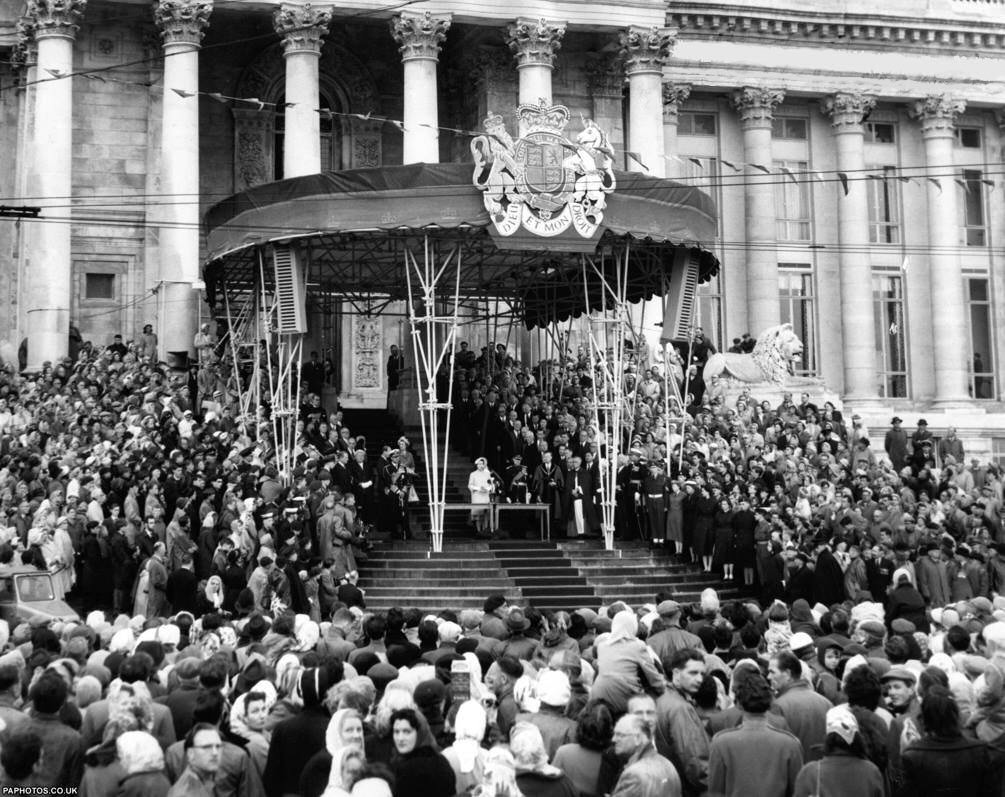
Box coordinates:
[0,327,1004,796]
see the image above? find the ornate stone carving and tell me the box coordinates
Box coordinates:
[704,323,815,389]
[350,118,382,168]
[352,316,382,389]
[273,3,332,56]
[28,0,87,39]
[466,47,515,92]
[909,96,966,136]
[153,0,211,47]
[390,11,451,62]
[821,92,876,131]
[731,87,785,127]
[585,54,624,98]
[662,83,691,123]
[619,25,676,75]
[233,109,273,190]
[11,16,37,72]
[506,17,566,68]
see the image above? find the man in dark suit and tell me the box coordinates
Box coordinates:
[562,455,599,538]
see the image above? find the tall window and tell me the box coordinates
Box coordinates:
[867,166,901,244]
[774,161,811,241]
[778,265,817,375]
[680,156,720,238]
[967,277,995,399]
[274,93,343,180]
[865,122,896,144]
[873,274,908,398]
[772,117,808,140]
[960,169,987,247]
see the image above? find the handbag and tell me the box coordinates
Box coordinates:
[407,485,420,503]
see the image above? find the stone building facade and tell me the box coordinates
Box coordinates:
[0,0,1004,445]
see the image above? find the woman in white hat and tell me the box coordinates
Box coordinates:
[468,458,495,537]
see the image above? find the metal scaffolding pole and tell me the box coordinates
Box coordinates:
[403,236,462,554]
[580,244,631,551]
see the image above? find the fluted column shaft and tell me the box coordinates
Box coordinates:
[25,0,85,368]
[732,87,784,336]
[155,0,211,361]
[391,12,451,164]
[911,97,970,404]
[822,93,878,400]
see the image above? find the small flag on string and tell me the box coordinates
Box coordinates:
[750,163,771,174]
[208,92,228,104]
[663,154,685,164]
[981,179,995,192]
[780,166,798,184]
[171,88,195,98]
[390,120,406,132]
[810,170,826,183]
[836,173,849,195]
[688,157,705,169]
[890,322,899,336]
[901,255,910,273]
[927,177,942,193]
[626,151,650,172]
[719,158,742,172]
[897,175,913,183]
[955,178,971,194]
[45,68,63,78]
[317,108,334,120]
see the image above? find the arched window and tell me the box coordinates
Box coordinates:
[274,92,343,180]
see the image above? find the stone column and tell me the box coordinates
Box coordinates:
[154,0,212,363]
[506,17,565,111]
[620,26,675,179]
[24,0,85,369]
[662,83,690,180]
[390,11,451,165]
[732,87,784,336]
[274,3,332,179]
[821,92,878,401]
[910,96,970,405]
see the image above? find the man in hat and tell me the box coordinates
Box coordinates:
[885,417,908,472]
[500,608,539,661]
[882,666,920,793]
[158,656,203,739]
[785,551,815,605]
[916,542,951,608]
[647,601,702,664]
[812,535,847,607]
[642,461,667,544]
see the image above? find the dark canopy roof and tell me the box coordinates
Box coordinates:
[203,163,720,329]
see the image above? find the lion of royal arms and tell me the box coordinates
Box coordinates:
[470,101,616,238]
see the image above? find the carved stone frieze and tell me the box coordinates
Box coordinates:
[506,17,566,68]
[153,0,211,47]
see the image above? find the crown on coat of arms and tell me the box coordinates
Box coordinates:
[517,99,570,133]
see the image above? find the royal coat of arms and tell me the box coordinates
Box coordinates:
[471,101,616,238]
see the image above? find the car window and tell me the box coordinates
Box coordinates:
[15,574,54,602]
[0,579,11,602]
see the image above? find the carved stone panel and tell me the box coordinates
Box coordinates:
[352,315,383,390]
[233,109,274,190]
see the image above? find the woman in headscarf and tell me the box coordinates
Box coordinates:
[510,722,577,797]
[229,682,278,784]
[472,747,524,797]
[589,610,665,715]
[389,707,455,797]
[441,700,489,794]
[196,575,225,617]
[297,708,367,797]
[80,715,140,797]
[115,730,171,797]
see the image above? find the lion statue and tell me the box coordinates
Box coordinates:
[703,323,811,390]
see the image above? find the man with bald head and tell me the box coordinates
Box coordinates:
[610,713,681,797]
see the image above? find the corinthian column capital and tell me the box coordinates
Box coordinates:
[662,83,691,123]
[909,96,966,137]
[390,11,451,62]
[273,3,332,56]
[154,0,212,47]
[731,87,784,129]
[506,17,566,68]
[28,0,86,40]
[619,25,676,75]
[821,92,876,132]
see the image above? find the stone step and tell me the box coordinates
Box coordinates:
[364,586,521,598]
[356,567,512,579]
